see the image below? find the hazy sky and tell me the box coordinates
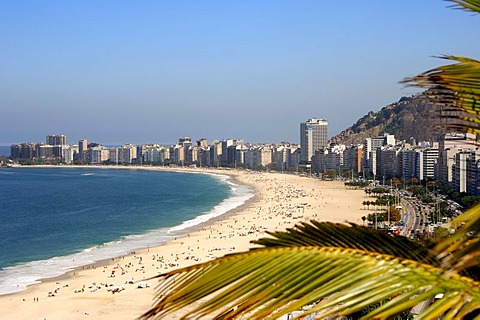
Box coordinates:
[1,1,479,145]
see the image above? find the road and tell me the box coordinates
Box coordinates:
[400,197,427,237]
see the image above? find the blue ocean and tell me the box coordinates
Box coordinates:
[0,167,253,295]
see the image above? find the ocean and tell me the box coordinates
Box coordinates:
[0,167,253,295]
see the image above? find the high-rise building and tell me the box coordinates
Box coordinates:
[10,144,21,159]
[363,133,395,175]
[10,143,36,159]
[210,140,223,167]
[376,145,400,179]
[179,137,192,147]
[197,147,211,167]
[63,144,78,164]
[79,139,88,155]
[454,151,469,193]
[178,137,192,164]
[118,144,137,164]
[46,134,67,146]
[221,139,234,166]
[438,133,476,185]
[400,146,417,182]
[36,143,54,158]
[300,118,328,166]
[196,138,208,148]
[342,144,363,173]
[244,146,273,169]
[415,144,439,181]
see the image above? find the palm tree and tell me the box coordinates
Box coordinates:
[141,215,479,319]
[141,1,480,319]
[364,188,372,197]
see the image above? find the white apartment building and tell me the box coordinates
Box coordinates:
[376,145,400,179]
[197,147,211,167]
[438,133,476,184]
[454,151,469,193]
[46,134,67,146]
[172,145,184,165]
[466,150,480,196]
[415,144,439,181]
[143,146,161,163]
[245,146,273,169]
[210,141,222,167]
[363,133,395,175]
[312,144,345,173]
[89,146,109,164]
[117,144,137,164]
[273,146,289,171]
[300,118,328,166]
[62,144,78,164]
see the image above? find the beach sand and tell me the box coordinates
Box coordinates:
[0,168,367,319]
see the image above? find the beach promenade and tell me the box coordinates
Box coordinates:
[0,168,366,319]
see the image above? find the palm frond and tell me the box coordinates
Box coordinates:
[140,3,480,319]
[434,203,480,275]
[141,246,480,319]
[447,0,480,13]
[253,221,437,265]
[401,55,480,138]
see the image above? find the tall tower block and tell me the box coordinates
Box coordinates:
[300,118,328,166]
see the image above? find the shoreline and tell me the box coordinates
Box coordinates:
[32,184,260,296]
[0,166,366,319]
[0,165,254,296]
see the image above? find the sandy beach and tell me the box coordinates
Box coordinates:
[0,168,367,319]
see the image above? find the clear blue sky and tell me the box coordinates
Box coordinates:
[1,0,479,145]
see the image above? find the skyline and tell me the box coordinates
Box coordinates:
[2,1,480,145]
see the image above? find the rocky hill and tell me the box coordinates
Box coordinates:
[330,93,447,145]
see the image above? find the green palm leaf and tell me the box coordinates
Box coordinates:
[434,203,480,277]
[140,2,480,319]
[448,0,480,13]
[253,221,437,265]
[436,203,480,253]
[141,246,480,319]
[402,55,480,138]
[401,3,480,279]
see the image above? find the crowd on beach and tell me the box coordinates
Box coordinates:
[0,168,365,319]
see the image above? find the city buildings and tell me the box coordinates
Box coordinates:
[300,118,328,168]
[7,125,480,197]
[363,134,395,176]
[438,133,476,185]
[46,134,67,146]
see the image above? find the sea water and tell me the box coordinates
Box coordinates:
[0,167,253,295]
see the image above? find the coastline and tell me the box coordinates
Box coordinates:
[0,166,366,319]
[0,165,253,295]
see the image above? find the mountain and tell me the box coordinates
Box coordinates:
[330,93,446,146]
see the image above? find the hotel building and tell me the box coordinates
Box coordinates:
[46,134,67,146]
[300,118,328,167]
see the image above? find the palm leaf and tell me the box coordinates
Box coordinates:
[402,55,480,136]
[403,51,480,278]
[141,246,480,319]
[436,203,480,253]
[448,0,480,13]
[140,2,480,319]
[433,203,480,277]
[253,221,438,265]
